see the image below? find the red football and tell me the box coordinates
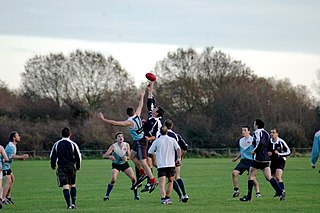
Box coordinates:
[145,73,156,81]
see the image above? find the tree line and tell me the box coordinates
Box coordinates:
[0,47,319,154]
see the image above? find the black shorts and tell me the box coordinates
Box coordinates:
[131,138,148,160]
[112,162,130,172]
[2,169,12,176]
[271,160,286,174]
[158,167,176,178]
[250,161,270,170]
[56,165,76,187]
[234,159,253,175]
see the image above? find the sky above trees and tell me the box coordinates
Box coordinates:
[0,0,319,90]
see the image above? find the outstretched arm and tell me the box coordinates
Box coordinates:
[98,112,133,127]
[135,89,146,117]
[147,81,155,98]
[12,154,29,160]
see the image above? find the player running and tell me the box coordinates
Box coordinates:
[269,128,291,194]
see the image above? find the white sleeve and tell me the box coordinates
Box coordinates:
[278,140,291,157]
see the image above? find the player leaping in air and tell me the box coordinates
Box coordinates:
[98,89,158,193]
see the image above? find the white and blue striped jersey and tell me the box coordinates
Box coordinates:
[2,142,16,171]
[239,136,254,160]
[112,142,129,165]
[127,115,144,141]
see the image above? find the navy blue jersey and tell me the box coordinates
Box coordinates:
[143,117,162,137]
[253,128,272,162]
[167,130,189,151]
[50,138,82,170]
[177,134,189,151]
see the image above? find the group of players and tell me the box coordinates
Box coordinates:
[231,119,291,202]
[98,81,189,205]
[4,85,320,209]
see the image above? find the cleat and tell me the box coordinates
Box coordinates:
[161,200,167,205]
[181,194,189,203]
[131,175,147,190]
[137,174,147,183]
[71,204,77,209]
[149,183,158,193]
[6,196,14,205]
[232,190,240,198]
[240,196,252,202]
[137,182,143,188]
[167,198,173,204]
[134,196,140,200]
[160,198,171,205]
[279,190,286,201]
[141,183,151,193]
[179,196,183,203]
[256,193,262,198]
[130,185,137,190]
[103,196,110,201]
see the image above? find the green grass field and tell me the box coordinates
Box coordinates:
[4,157,320,212]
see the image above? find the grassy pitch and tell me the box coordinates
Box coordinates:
[4,157,320,212]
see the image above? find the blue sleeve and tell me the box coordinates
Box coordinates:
[311,135,320,165]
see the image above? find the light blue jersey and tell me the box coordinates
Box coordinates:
[2,142,16,171]
[127,115,144,141]
[239,136,254,160]
[311,130,320,166]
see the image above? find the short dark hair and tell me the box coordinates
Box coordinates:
[242,125,250,131]
[115,131,123,139]
[160,126,168,135]
[9,131,18,141]
[164,119,173,129]
[156,107,164,118]
[255,119,265,129]
[126,107,134,116]
[271,128,278,133]
[62,127,71,138]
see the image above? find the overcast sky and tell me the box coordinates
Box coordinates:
[0,0,319,90]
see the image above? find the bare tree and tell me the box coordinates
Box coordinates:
[22,50,135,109]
